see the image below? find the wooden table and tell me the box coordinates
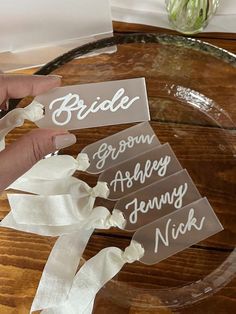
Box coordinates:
[0,22,235,314]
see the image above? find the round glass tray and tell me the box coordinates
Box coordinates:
[35,34,236,310]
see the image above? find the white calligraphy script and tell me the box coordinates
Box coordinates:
[126,183,188,224]
[49,88,140,126]
[154,208,205,253]
[110,156,171,192]
[93,134,155,170]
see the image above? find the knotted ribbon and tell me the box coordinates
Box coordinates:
[30,207,126,312]
[39,240,144,314]
[0,108,144,313]
[8,153,90,193]
[0,101,44,151]
[1,185,127,312]
[2,181,110,236]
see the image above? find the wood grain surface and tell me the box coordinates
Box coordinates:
[0,22,236,314]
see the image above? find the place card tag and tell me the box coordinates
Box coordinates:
[99,143,183,200]
[116,169,201,231]
[133,198,223,265]
[35,78,150,130]
[81,122,160,174]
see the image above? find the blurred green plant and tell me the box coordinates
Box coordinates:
[166,0,220,34]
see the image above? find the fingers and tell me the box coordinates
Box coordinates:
[0,74,61,108]
[0,129,76,192]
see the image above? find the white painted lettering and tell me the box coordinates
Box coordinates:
[93,134,155,170]
[154,208,205,253]
[126,183,188,224]
[110,156,171,192]
[49,89,140,126]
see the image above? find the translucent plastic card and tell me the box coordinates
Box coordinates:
[35,78,150,130]
[99,143,182,200]
[133,198,223,265]
[81,122,160,174]
[116,169,201,231]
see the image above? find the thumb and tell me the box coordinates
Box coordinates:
[0,129,76,192]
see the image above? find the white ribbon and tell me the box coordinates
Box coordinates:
[7,181,109,226]
[0,101,44,151]
[31,229,93,312]
[2,181,110,235]
[8,153,90,191]
[1,186,127,312]
[8,176,78,195]
[9,194,79,226]
[30,208,126,312]
[40,240,144,314]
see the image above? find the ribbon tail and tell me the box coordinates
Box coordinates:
[42,241,144,314]
[8,194,81,226]
[8,176,79,195]
[31,229,93,312]
[7,154,82,184]
[7,153,90,192]
[0,103,44,153]
[7,180,109,226]
[81,299,95,314]
[43,247,126,314]
[40,299,94,314]
[0,109,24,152]
[0,212,86,236]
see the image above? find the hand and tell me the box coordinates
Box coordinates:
[0,74,76,192]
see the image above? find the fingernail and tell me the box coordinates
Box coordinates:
[53,133,76,149]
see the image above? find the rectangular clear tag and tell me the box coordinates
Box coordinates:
[82,122,160,174]
[116,169,201,231]
[35,78,150,130]
[133,198,223,265]
[99,143,183,200]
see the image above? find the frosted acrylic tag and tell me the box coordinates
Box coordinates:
[99,143,182,200]
[82,122,160,174]
[116,169,201,231]
[133,198,223,265]
[35,78,150,130]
